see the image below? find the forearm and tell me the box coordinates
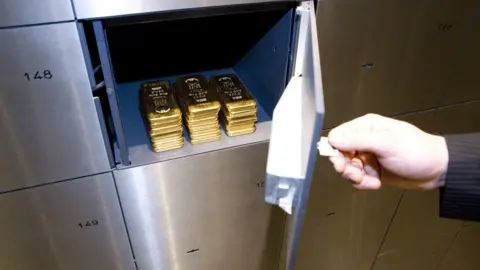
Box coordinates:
[440,133,480,221]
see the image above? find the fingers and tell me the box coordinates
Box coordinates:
[353,174,382,190]
[328,114,392,156]
[342,161,364,184]
[329,152,381,190]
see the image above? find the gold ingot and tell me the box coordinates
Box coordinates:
[175,75,221,116]
[188,127,220,137]
[225,102,257,113]
[152,141,185,153]
[149,120,182,132]
[221,113,256,126]
[224,122,256,130]
[224,122,255,132]
[146,112,182,126]
[140,80,182,124]
[222,107,257,119]
[225,126,256,137]
[152,137,184,146]
[186,121,220,132]
[150,133,184,144]
[188,128,219,135]
[150,131,183,141]
[149,118,182,128]
[211,74,257,112]
[184,113,218,124]
[186,121,219,130]
[190,134,221,145]
[185,103,220,117]
[148,125,183,137]
[151,136,184,147]
[188,128,221,139]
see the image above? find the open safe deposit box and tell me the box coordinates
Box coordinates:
[0,0,324,269]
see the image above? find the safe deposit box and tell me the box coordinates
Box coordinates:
[0,0,324,269]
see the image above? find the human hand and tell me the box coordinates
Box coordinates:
[328,114,448,190]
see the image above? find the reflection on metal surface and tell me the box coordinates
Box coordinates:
[0,0,74,27]
[73,0,294,19]
[0,173,135,270]
[0,23,111,192]
[114,143,286,270]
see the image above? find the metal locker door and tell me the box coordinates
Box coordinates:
[0,173,136,270]
[0,22,111,192]
[0,0,74,27]
[264,1,324,269]
[114,143,286,270]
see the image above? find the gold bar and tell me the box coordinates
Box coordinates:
[151,137,184,147]
[186,121,219,131]
[139,80,185,152]
[190,134,221,145]
[211,74,257,113]
[225,126,256,137]
[187,128,221,138]
[175,75,221,116]
[148,125,183,137]
[221,113,257,127]
[222,108,257,119]
[224,123,255,132]
[152,142,185,153]
[184,113,218,124]
[150,131,183,141]
[140,80,182,122]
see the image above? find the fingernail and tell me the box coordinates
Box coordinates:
[328,129,343,145]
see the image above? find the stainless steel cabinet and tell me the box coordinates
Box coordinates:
[0,173,135,270]
[73,0,294,19]
[0,0,74,28]
[0,22,111,192]
[114,143,286,270]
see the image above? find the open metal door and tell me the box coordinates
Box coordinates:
[265,1,324,269]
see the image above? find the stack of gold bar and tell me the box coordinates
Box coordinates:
[175,75,221,145]
[140,80,184,152]
[211,74,257,137]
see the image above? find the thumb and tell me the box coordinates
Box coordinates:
[328,124,390,156]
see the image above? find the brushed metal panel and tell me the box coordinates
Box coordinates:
[434,101,480,135]
[73,0,294,19]
[0,23,111,192]
[436,0,480,106]
[438,223,480,270]
[0,173,135,270]
[318,0,381,129]
[320,0,478,129]
[394,109,438,134]
[372,191,462,270]
[0,0,74,28]
[293,131,403,270]
[114,143,286,270]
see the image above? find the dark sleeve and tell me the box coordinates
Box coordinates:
[440,133,480,221]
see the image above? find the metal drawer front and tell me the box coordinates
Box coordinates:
[114,143,286,270]
[0,173,136,270]
[0,0,74,28]
[73,0,292,19]
[0,22,111,192]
